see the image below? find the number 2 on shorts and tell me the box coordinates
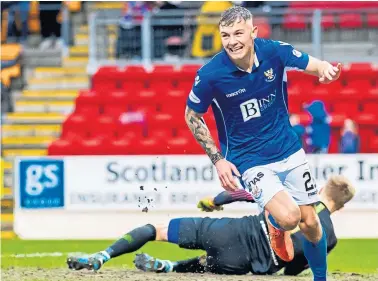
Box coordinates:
[303,171,315,192]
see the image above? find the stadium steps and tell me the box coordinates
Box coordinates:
[20,89,79,99]
[2,125,61,137]
[4,112,66,124]
[34,67,87,78]
[28,77,89,90]
[63,56,89,67]
[14,100,74,114]
[1,12,91,239]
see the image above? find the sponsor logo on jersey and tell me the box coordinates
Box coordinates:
[292,49,302,58]
[194,76,201,86]
[264,68,276,82]
[240,91,276,122]
[189,90,201,103]
[226,88,246,98]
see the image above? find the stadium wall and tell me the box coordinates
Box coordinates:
[14,154,378,239]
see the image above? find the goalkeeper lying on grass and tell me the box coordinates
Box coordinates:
[67,175,355,276]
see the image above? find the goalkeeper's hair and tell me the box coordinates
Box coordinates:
[324,175,356,211]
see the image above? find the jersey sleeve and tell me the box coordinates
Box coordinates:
[275,41,309,70]
[186,73,215,114]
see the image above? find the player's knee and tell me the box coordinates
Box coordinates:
[153,223,169,241]
[301,215,321,231]
[281,207,301,230]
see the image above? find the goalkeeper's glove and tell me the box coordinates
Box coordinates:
[197,197,224,212]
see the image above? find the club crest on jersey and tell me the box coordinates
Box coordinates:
[264,68,276,82]
[250,184,262,200]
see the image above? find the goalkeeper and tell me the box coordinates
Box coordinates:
[67,176,355,276]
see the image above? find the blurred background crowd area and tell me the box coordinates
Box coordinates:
[0,1,377,237]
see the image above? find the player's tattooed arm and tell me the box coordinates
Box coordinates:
[185,106,224,165]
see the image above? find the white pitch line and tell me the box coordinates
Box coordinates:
[2,252,89,258]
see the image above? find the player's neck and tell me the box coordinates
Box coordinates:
[320,197,337,214]
[231,49,255,73]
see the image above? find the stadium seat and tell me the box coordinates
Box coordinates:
[322,15,336,29]
[368,137,378,153]
[333,101,359,118]
[103,91,130,117]
[90,115,118,139]
[117,121,146,140]
[367,13,378,28]
[148,127,175,140]
[92,67,120,90]
[283,14,307,30]
[48,138,77,155]
[62,114,90,140]
[74,90,101,116]
[80,137,109,155]
[329,113,347,127]
[107,137,133,155]
[339,14,363,29]
[130,138,166,155]
[343,63,374,82]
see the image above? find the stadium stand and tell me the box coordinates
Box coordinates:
[48,62,378,156]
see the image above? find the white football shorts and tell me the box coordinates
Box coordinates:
[241,149,319,211]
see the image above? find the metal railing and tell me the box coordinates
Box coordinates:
[87,7,378,73]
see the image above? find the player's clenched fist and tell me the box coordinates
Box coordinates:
[319,62,342,84]
[197,197,223,212]
[215,159,241,192]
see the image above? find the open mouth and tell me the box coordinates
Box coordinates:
[229,46,243,53]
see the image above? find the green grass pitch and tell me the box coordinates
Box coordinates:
[2,239,378,273]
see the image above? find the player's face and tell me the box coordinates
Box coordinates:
[219,18,257,61]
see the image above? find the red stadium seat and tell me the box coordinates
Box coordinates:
[367,13,378,28]
[107,137,133,155]
[90,115,118,139]
[48,138,81,155]
[148,127,175,140]
[61,114,90,140]
[80,137,108,155]
[74,90,101,117]
[103,91,130,117]
[363,102,378,115]
[369,137,378,153]
[92,67,120,90]
[329,113,346,127]
[339,14,363,29]
[121,66,148,91]
[297,112,312,126]
[131,138,165,155]
[332,102,359,118]
[283,14,307,30]
[343,63,374,82]
[322,15,336,29]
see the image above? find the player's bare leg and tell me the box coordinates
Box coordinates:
[263,190,299,261]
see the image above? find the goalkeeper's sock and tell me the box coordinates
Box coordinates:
[302,227,327,281]
[104,224,156,259]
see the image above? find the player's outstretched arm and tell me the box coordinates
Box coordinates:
[304,56,342,84]
[185,106,241,191]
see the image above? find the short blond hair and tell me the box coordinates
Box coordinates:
[324,175,356,210]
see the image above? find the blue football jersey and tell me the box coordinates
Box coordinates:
[186,38,310,174]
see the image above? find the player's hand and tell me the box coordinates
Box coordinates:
[319,63,342,84]
[197,197,224,212]
[214,159,241,192]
